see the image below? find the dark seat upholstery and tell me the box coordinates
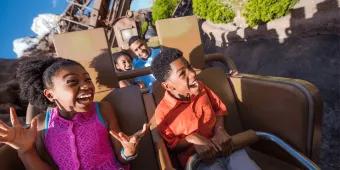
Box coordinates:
[0,145,25,170]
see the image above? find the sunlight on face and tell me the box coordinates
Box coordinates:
[47,65,95,113]
[115,55,132,71]
[129,40,150,60]
[165,58,200,99]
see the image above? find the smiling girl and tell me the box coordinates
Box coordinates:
[0,56,147,170]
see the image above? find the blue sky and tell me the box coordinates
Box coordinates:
[130,0,153,11]
[0,0,152,59]
[1,0,67,59]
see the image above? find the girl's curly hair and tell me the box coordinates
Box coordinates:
[16,56,82,110]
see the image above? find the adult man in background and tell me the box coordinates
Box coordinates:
[128,36,160,90]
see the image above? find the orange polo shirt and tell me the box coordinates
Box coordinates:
[155,81,228,167]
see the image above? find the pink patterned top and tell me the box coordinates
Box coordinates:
[44,102,128,170]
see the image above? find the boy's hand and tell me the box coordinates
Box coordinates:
[186,133,219,161]
[134,80,146,89]
[110,123,148,157]
[211,127,232,155]
[137,82,146,89]
[0,107,37,153]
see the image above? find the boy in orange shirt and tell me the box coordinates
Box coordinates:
[151,47,259,169]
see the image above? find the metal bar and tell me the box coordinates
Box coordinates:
[89,0,104,27]
[60,18,94,28]
[111,0,121,22]
[204,53,238,71]
[107,0,117,22]
[118,0,126,17]
[67,0,99,11]
[109,29,116,48]
[172,0,184,17]
[256,132,320,170]
[60,3,74,17]
[116,67,151,80]
[81,0,95,11]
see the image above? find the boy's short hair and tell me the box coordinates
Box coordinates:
[151,47,183,82]
[128,36,142,46]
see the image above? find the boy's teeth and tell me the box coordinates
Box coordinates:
[79,94,91,98]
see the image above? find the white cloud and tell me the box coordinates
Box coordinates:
[12,13,60,57]
[13,37,40,57]
[31,13,60,37]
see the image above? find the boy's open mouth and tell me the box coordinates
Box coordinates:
[187,80,200,97]
[188,80,199,89]
[76,93,93,105]
[140,50,149,59]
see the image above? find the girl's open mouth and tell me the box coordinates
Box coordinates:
[76,93,93,105]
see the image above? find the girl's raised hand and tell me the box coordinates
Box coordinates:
[0,107,38,153]
[109,123,148,157]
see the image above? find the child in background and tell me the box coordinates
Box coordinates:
[151,47,260,170]
[128,36,160,91]
[113,51,145,89]
[0,56,148,170]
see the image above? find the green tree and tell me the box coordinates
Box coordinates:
[243,0,298,27]
[193,0,235,24]
[152,0,180,23]
[140,21,148,36]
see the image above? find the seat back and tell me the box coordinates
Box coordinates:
[156,16,205,69]
[103,86,159,169]
[26,28,119,125]
[53,28,119,101]
[197,67,244,134]
[230,74,323,161]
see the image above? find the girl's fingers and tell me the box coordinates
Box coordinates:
[134,123,149,138]
[130,136,137,144]
[109,130,122,142]
[30,118,38,132]
[140,123,148,134]
[0,128,7,136]
[0,136,6,142]
[0,120,9,130]
[118,132,129,142]
[10,107,21,127]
